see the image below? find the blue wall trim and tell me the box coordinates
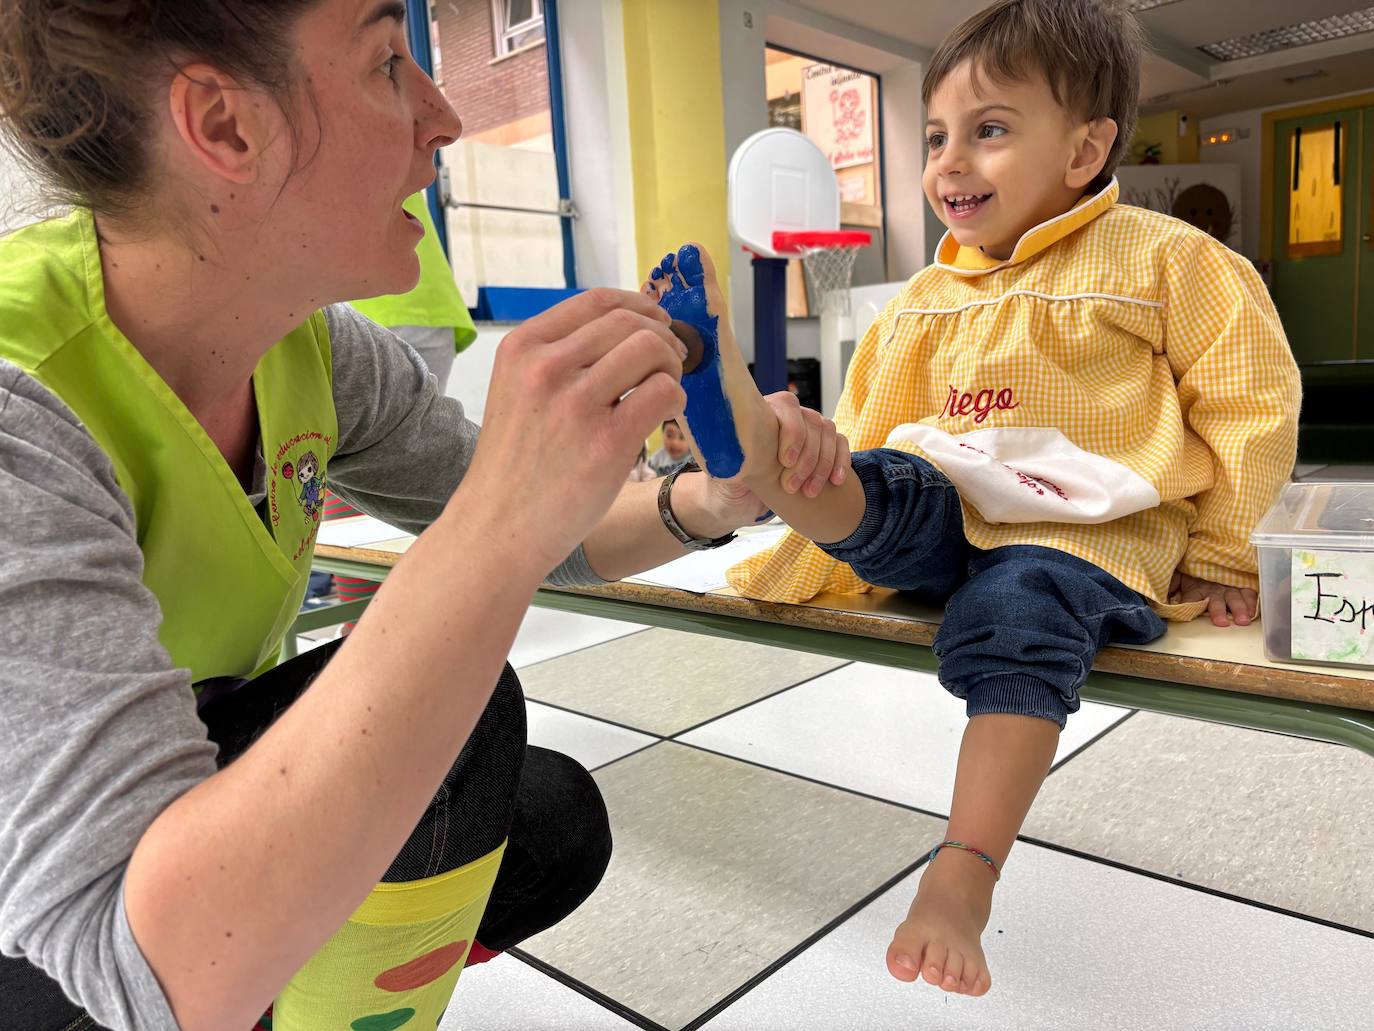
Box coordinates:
[543,0,578,290]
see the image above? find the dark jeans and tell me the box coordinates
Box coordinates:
[3,640,611,1029]
[826,449,1167,727]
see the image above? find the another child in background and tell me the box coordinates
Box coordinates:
[651,0,1301,999]
[648,418,694,476]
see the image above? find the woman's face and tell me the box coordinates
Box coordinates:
[265,0,462,302]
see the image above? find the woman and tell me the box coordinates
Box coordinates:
[0,2,848,1028]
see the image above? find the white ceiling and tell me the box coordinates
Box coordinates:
[786,0,1374,118]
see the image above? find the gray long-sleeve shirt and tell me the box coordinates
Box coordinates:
[0,304,600,1028]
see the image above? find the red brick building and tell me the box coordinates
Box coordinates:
[430,1,552,146]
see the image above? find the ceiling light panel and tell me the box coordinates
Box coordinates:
[1200,6,1374,61]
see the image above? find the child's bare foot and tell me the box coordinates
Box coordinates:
[641,244,780,482]
[886,849,994,996]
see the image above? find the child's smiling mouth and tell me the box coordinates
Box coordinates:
[944,192,993,219]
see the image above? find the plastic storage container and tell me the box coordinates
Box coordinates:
[1250,482,1374,670]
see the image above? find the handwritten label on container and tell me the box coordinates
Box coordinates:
[1291,549,1374,667]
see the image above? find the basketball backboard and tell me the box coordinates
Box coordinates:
[727,128,839,259]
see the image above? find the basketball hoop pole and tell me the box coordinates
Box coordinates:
[751,254,790,395]
[727,129,868,407]
[771,230,871,415]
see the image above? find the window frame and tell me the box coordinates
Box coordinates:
[491,0,546,57]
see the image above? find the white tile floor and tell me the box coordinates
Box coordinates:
[678,663,1130,816]
[432,608,1374,1031]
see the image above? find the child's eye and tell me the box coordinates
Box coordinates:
[926,131,947,149]
[978,124,1008,140]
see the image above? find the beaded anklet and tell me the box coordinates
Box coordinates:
[928,840,1001,881]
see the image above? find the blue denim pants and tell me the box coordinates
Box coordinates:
[822,449,1166,728]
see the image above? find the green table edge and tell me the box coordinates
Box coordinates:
[306,557,1374,759]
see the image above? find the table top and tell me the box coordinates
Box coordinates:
[316,535,1374,713]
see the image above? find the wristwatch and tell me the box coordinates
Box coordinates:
[657,462,737,551]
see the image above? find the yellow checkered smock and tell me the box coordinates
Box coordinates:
[728,181,1301,620]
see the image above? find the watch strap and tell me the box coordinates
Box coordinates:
[657,462,737,551]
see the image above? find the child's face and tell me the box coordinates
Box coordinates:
[663,422,691,460]
[922,61,1114,261]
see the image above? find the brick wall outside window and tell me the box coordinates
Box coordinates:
[431,1,550,140]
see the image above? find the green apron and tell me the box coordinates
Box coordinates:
[351,192,477,351]
[0,209,338,682]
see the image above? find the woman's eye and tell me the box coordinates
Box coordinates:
[926,132,947,149]
[380,53,402,79]
[978,124,1008,140]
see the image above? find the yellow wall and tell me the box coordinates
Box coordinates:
[1132,111,1198,165]
[622,0,731,299]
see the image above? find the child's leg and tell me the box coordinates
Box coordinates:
[892,546,1165,996]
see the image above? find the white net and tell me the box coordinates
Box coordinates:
[799,243,864,316]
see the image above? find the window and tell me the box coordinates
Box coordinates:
[492,0,545,57]
[1288,123,1345,259]
[765,47,886,316]
[430,0,569,305]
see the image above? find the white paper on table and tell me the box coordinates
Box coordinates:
[631,524,789,593]
[316,515,411,548]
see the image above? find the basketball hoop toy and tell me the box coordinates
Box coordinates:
[728,129,871,412]
[774,227,870,326]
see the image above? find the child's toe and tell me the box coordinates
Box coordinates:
[885,944,921,983]
[940,951,965,992]
[920,941,947,987]
[970,970,992,996]
[675,243,708,287]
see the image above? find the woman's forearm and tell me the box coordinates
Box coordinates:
[124,488,548,1031]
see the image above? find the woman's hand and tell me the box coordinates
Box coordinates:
[458,289,688,578]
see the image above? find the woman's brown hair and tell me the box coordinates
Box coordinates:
[923,0,1142,194]
[0,0,324,220]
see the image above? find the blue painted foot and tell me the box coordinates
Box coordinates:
[644,244,745,479]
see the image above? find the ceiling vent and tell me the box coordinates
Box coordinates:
[1200,7,1374,61]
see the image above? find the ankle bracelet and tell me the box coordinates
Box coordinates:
[928,840,1001,881]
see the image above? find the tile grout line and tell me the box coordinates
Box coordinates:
[514,625,656,672]
[671,738,955,822]
[1047,708,1139,775]
[667,660,857,740]
[507,948,672,1031]
[678,855,934,1031]
[671,741,1374,938]
[1017,836,1374,939]
[588,739,662,774]
[525,696,668,740]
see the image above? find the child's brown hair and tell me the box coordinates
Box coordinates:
[923,0,1141,193]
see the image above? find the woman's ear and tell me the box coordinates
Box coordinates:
[1066,117,1118,191]
[168,63,276,186]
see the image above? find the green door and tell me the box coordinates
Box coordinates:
[1360,105,1374,361]
[1272,108,1360,365]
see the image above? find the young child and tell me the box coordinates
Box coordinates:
[644,0,1301,998]
[648,418,694,476]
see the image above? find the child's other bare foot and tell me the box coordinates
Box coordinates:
[886,849,994,996]
[641,244,779,482]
